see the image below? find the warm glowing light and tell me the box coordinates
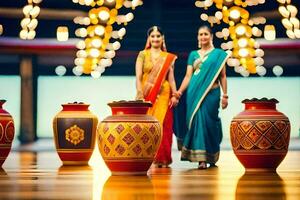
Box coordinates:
[282,18,293,30]
[200,13,208,21]
[57,26,69,42]
[112,41,121,50]
[286,29,295,39]
[27,30,36,40]
[264,25,276,40]
[76,50,88,58]
[20,1,41,40]
[238,48,249,57]
[99,10,110,21]
[125,13,134,22]
[278,6,290,18]
[74,57,85,66]
[104,50,116,59]
[91,70,101,78]
[55,65,67,76]
[23,5,33,16]
[27,19,38,30]
[236,25,246,35]
[290,17,299,29]
[73,0,142,76]
[33,0,43,3]
[0,24,3,35]
[215,11,223,20]
[20,18,31,28]
[287,5,298,17]
[273,65,283,76]
[76,40,86,49]
[75,28,88,37]
[118,27,126,38]
[90,48,100,58]
[238,38,248,48]
[256,66,266,76]
[30,6,41,18]
[295,29,300,38]
[254,57,264,66]
[73,66,83,76]
[95,25,105,36]
[229,9,240,20]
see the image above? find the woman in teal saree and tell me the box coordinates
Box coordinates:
[176,26,229,169]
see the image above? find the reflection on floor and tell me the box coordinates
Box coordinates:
[0,148,300,200]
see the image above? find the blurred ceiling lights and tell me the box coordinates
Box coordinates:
[72,0,143,78]
[195,0,299,77]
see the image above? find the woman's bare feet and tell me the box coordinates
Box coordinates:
[209,163,217,168]
[155,163,169,168]
[198,161,207,169]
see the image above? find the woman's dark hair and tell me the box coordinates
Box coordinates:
[198,25,213,34]
[147,26,164,36]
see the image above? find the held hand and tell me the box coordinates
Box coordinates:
[221,97,228,109]
[169,96,179,108]
[135,90,144,100]
[175,91,182,99]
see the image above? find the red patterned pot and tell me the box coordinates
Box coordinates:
[0,100,15,167]
[230,98,290,171]
[97,100,161,175]
[53,102,98,165]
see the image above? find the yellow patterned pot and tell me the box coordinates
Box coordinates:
[230,98,290,171]
[98,101,161,175]
[53,102,98,165]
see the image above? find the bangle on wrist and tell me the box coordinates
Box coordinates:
[222,95,228,99]
[172,93,180,99]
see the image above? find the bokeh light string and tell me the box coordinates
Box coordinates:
[276,0,300,39]
[196,0,269,77]
[20,0,42,40]
[72,0,143,78]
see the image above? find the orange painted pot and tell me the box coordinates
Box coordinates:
[98,101,161,175]
[230,98,290,171]
[53,102,98,165]
[0,100,15,167]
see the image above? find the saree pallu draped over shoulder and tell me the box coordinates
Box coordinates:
[141,50,177,166]
[143,51,177,104]
[181,48,229,164]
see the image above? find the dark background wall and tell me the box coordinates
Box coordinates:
[0,0,299,77]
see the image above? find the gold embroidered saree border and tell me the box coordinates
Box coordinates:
[181,146,220,163]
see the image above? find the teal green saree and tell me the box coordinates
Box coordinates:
[181,48,229,163]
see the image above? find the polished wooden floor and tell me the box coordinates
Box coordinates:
[0,148,299,200]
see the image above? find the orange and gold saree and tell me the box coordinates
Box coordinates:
[138,49,177,165]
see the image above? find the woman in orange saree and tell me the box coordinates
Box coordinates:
[135,26,178,168]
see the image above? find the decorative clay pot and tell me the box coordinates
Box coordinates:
[230,98,290,171]
[53,102,98,165]
[0,100,15,166]
[97,100,161,175]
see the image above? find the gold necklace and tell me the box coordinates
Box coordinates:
[150,50,161,63]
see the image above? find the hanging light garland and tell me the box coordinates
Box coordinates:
[195,0,266,77]
[0,24,3,36]
[72,0,143,78]
[276,0,300,39]
[20,0,42,40]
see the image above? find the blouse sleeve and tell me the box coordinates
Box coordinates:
[187,51,195,66]
[137,50,145,62]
